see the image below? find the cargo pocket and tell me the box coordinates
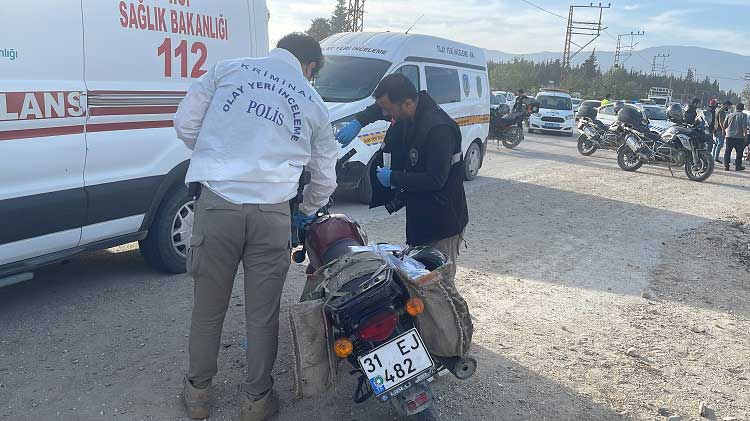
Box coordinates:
[186,234,205,276]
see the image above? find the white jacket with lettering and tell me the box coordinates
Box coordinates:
[174,48,338,215]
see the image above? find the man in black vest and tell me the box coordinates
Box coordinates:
[336,74,469,283]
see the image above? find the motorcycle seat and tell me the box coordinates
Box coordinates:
[499,112,525,125]
[592,119,609,131]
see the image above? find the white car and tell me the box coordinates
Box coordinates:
[1,0,270,286]
[529,90,575,136]
[597,103,673,133]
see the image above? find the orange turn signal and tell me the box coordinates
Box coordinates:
[334,338,354,358]
[405,297,425,316]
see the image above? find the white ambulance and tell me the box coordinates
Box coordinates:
[0,0,269,286]
[314,32,490,203]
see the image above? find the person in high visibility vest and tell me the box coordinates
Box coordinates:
[600,93,612,107]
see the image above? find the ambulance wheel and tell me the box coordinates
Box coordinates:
[357,167,373,204]
[139,186,193,273]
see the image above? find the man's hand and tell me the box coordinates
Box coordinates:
[335,120,362,147]
[292,211,316,229]
[376,166,392,188]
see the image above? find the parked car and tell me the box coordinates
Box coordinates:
[635,104,675,133]
[0,0,270,287]
[571,98,583,110]
[529,89,575,136]
[492,90,516,108]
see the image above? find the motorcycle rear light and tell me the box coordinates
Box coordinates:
[357,310,399,342]
[406,392,431,411]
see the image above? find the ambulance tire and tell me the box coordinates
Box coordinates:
[357,167,373,204]
[139,186,192,274]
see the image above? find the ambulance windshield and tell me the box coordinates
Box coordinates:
[314,56,392,103]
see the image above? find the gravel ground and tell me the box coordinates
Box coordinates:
[1,132,749,421]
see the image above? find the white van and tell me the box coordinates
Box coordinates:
[529,89,575,136]
[313,32,490,203]
[0,0,269,285]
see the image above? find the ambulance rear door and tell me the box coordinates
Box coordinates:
[0,1,87,267]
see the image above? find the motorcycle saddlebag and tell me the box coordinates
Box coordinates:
[396,261,473,358]
[289,299,337,399]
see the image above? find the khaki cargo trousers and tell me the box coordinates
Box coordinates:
[186,188,291,396]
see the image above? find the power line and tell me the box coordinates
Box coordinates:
[517,0,567,20]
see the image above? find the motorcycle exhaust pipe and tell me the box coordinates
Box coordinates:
[433,355,477,380]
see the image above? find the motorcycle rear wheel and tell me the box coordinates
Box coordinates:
[577,134,597,156]
[685,151,714,182]
[617,146,643,172]
[502,127,523,149]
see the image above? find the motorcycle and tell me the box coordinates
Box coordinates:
[576,117,623,156]
[616,111,715,182]
[289,156,477,420]
[489,104,526,149]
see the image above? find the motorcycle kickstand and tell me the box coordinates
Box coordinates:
[667,166,675,177]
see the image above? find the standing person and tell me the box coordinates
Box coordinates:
[336,74,468,284]
[684,98,701,125]
[723,102,748,171]
[600,93,612,107]
[174,33,338,420]
[512,89,528,129]
[713,100,731,163]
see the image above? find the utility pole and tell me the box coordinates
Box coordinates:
[346,0,365,32]
[562,2,610,79]
[613,31,645,69]
[651,53,669,77]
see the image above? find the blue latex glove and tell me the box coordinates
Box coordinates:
[292,211,316,229]
[376,166,392,188]
[336,120,362,147]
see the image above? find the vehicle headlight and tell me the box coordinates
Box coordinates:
[533,113,541,118]
[566,115,574,120]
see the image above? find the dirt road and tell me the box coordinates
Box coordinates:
[1,132,748,421]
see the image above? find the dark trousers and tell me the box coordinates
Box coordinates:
[725,137,745,169]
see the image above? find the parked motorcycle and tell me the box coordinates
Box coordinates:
[289,157,476,420]
[615,107,714,182]
[575,104,625,156]
[490,104,526,149]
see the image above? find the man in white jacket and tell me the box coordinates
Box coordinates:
[173,33,338,421]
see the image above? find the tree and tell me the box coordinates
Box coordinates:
[330,0,349,34]
[306,17,332,41]
[581,49,599,81]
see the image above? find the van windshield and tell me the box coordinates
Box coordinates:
[537,95,572,111]
[314,56,392,103]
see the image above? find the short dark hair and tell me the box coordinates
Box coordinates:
[517,89,524,94]
[606,93,612,98]
[737,102,745,111]
[691,98,701,104]
[277,33,324,75]
[373,74,418,104]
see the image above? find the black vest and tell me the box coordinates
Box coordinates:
[369,92,469,245]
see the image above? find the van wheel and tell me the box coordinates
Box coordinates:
[357,164,373,204]
[139,186,193,273]
[464,141,482,181]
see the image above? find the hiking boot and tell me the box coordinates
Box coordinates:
[182,377,210,419]
[240,389,279,421]
[725,165,731,171]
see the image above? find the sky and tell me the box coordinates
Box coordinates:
[266,0,750,56]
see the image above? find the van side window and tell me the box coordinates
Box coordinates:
[425,66,460,104]
[395,65,420,91]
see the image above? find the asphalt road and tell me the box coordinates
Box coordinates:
[1,131,749,421]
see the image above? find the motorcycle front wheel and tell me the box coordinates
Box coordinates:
[617,145,643,172]
[502,127,523,149]
[685,150,714,182]
[577,134,598,156]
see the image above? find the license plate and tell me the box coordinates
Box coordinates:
[544,123,561,129]
[358,329,434,396]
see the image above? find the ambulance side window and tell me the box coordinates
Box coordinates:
[395,65,421,91]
